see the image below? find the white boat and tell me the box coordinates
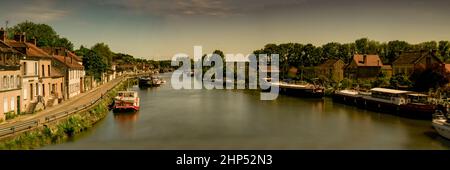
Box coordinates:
[113,91,140,112]
[432,111,450,140]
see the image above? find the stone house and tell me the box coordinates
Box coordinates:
[316,59,345,82]
[0,30,23,120]
[392,51,443,76]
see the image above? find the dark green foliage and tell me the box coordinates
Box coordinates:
[7,21,74,50]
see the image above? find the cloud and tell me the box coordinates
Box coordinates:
[2,0,69,23]
[93,0,236,17]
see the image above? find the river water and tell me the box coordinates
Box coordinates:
[44,73,450,149]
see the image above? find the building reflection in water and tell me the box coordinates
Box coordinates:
[113,112,139,134]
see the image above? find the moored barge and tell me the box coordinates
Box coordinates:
[333,88,437,119]
[262,79,324,98]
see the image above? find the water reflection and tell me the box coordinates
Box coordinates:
[113,112,139,134]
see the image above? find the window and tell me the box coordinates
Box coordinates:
[42,65,45,77]
[23,62,27,75]
[48,65,51,76]
[24,87,28,100]
[3,76,8,89]
[34,63,38,75]
[43,84,45,97]
[3,97,7,113]
[16,75,20,88]
[10,75,14,89]
[10,97,14,112]
[36,83,38,96]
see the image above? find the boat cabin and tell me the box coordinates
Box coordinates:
[370,88,409,105]
[117,91,138,99]
[406,93,429,104]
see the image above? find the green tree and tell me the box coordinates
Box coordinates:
[355,38,369,54]
[386,40,411,64]
[7,21,74,50]
[91,43,114,68]
[389,74,412,89]
[322,42,341,60]
[82,49,107,80]
[438,41,450,62]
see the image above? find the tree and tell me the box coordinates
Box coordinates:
[389,74,412,89]
[355,38,369,54]
[7,21,74,50]
[322,42,341,60]
[386,40,411,64]
[82,49,107,80]
[439,41,450,62]
[410,64,450,92]
[91,43,114,68]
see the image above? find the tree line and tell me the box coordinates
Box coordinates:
[253,38,450,68]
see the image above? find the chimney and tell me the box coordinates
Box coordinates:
[363,55,367,64]
[22,32,26,42]
[14,33,21,42]
[0,27,6,42]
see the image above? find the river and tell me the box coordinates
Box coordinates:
[44,73,450,149]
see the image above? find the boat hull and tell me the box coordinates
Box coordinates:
[113,106,140,113]
[331,92,361,106]
[432,120,450,140]
[279,87,324,98]
[332,92,435,120]
[139,79,161,87]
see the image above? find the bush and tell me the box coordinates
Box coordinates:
[5,111,17,120]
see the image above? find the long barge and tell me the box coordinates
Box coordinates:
[262,79,324,98]
[332,88,438,120]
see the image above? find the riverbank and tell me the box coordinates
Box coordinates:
[0,78,130,149]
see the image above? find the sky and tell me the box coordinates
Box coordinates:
[1,0,450,60]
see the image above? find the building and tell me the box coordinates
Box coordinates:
[392,51,443,76]
[0,29,23,120]
[48,47,85,99]
[316,59,345,82]
[345,54,384,80]
[6,33,64,113]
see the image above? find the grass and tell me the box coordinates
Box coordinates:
[0,79,129,150]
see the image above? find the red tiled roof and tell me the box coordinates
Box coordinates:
[53,55,84,69]
[0,40,22,54]
[5,39,51,58]
[353,54,383,67]
[67,50,82,62]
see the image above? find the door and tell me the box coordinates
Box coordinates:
[17,96,20,114]
[30,84,33,100]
